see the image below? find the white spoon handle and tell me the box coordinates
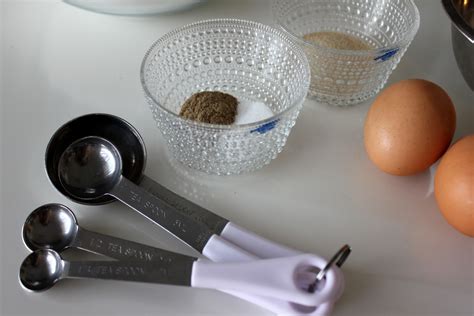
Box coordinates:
[191,254,341,307]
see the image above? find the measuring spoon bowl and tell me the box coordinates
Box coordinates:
[58,136,123,200]
[45,113,146,205]
[23,204,79,252]
[19,249,64,292]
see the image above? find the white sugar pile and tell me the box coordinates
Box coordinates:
[235,99,274,125]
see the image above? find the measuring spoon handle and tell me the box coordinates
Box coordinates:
[109,176,214,253]
[191,254,341,307]
[66,258,195,286]
[139,175,301,258]
[140,175,229,234]
[70,227,191,265]
[65,254,339,306]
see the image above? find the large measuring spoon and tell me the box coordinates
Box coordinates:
[57,136,219,253]
[22,203,189,264]
[19,249,338,306]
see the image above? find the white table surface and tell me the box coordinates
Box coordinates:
[1,1,473,315]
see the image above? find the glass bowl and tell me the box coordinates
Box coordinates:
[273,0,420,106]
[141,19,310,175]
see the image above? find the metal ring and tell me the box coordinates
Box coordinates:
[307,244,352,293]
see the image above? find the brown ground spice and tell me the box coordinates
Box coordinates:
[179,91,238,125]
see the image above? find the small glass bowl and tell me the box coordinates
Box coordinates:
[141,19,310,175]
[273,0,420,106]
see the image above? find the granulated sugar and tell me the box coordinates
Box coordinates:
[235,99,274,125]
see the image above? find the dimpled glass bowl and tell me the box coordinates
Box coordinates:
[273,0,420,106]
[141,19,310,175]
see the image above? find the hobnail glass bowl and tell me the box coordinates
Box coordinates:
[141,19,310,175]
[273,0,420,106]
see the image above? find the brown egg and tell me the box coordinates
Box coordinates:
[435,135,474,237]
[364,79,456,176]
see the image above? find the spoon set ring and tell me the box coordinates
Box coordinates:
[20,113,351,315]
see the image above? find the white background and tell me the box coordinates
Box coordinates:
[1,1,473,315]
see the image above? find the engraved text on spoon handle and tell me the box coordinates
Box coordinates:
[110,176,214,252]
[71,227,192,264]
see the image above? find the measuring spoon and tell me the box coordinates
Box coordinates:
[57,136,220,253]
[45,114,345,314]
[19,249,338,306]
[22,203,189,264]
[55,136,340,306]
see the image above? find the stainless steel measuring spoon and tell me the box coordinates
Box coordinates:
[57,136,218,253]
[54,136,341,307]
[22,203,189,264]
[19,249,339,306]
[46,115,347,313]
[19,249,193,292]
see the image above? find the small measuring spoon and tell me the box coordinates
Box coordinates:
[19,249,339,306]
[22,203,190,265]
[19,249,192,292]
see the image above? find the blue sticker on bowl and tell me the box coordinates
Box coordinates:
[250,119,279,134]
[374,48,399,62]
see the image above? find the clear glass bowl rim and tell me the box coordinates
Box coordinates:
[140,18,311,131]
[272,0,420,56]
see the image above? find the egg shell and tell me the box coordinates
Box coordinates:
[434,135,474,237]
[364,79,456,176]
